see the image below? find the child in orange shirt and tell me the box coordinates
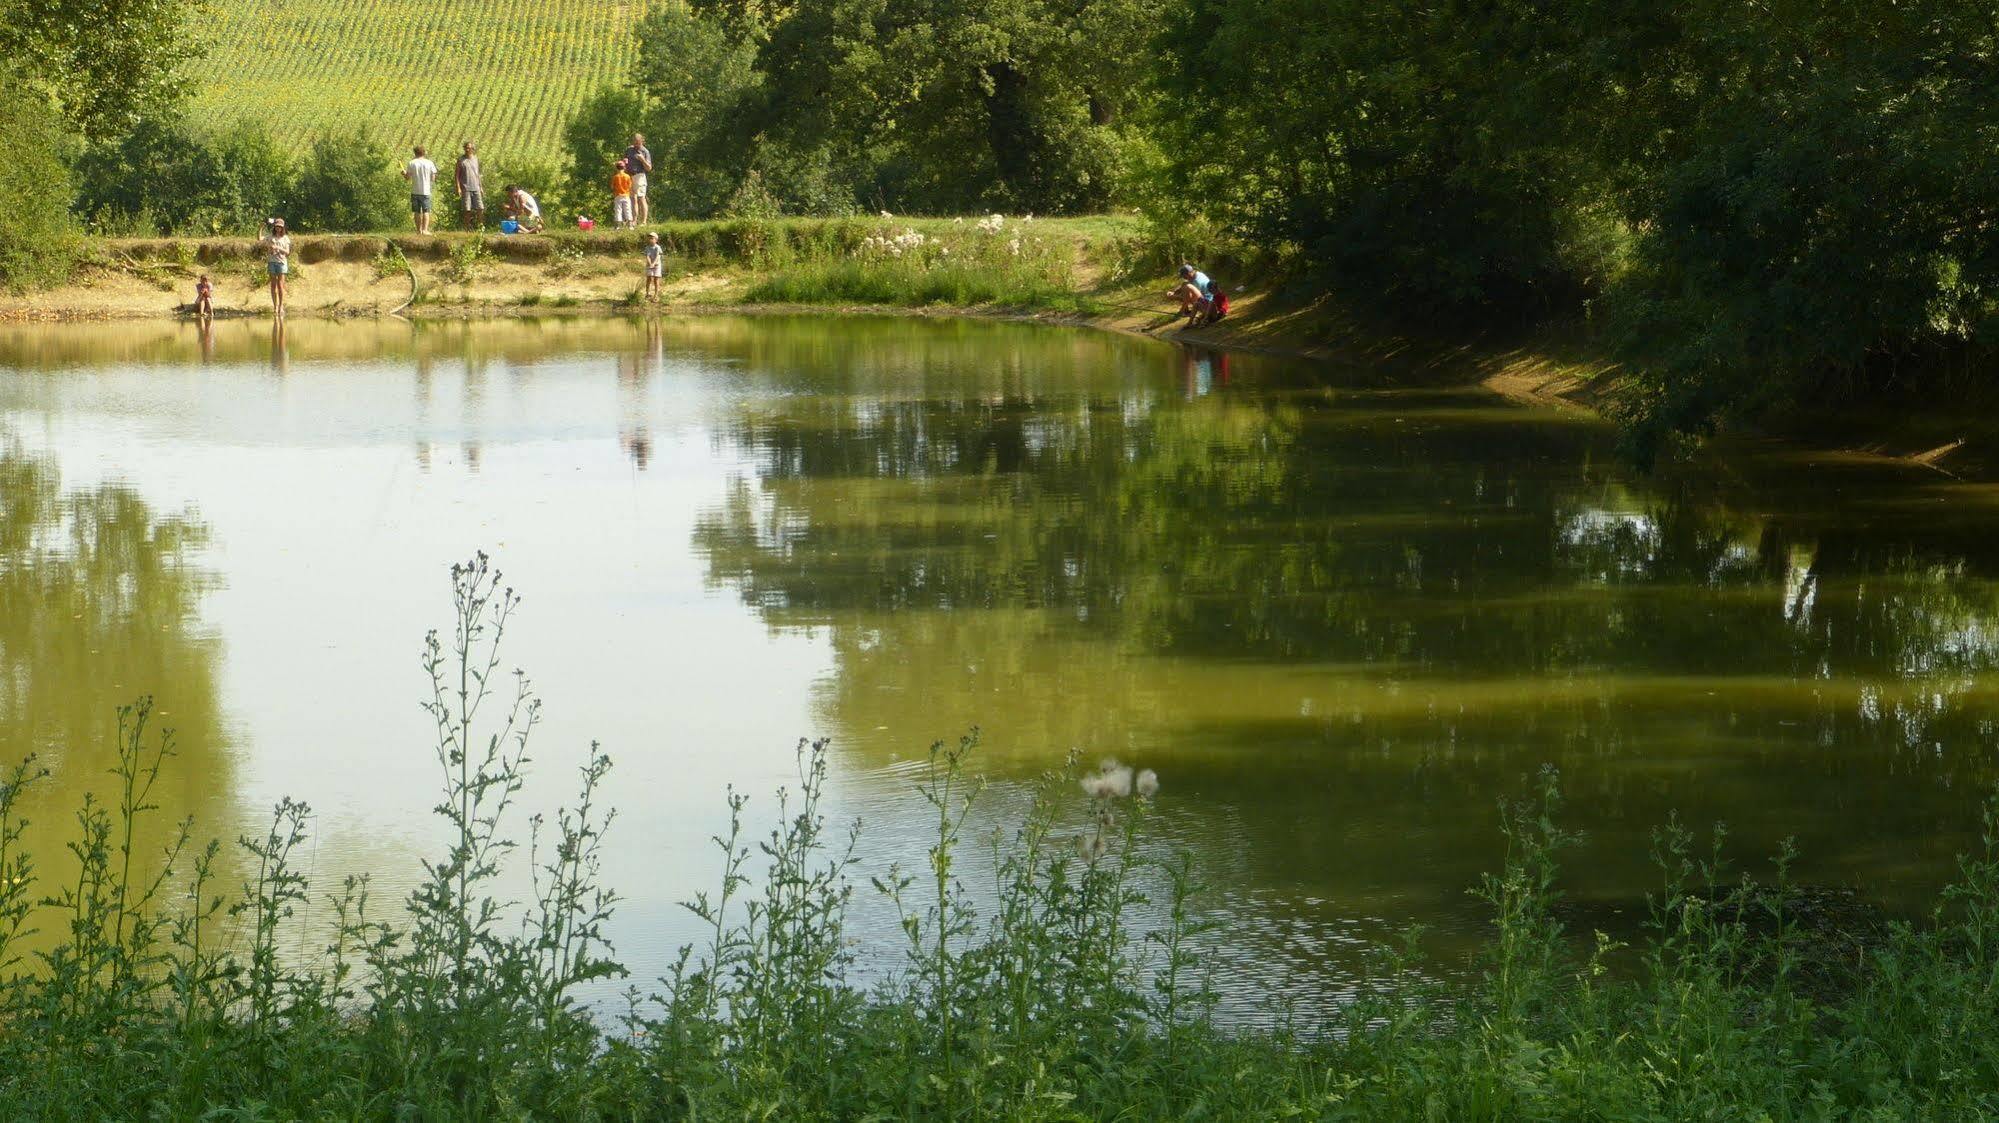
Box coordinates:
[611,160,635,228]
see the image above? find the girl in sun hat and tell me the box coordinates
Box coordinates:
[258,217,292,316]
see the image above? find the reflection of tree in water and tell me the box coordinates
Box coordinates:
[694,350,1999,937]
[695,379,1607,665]
[0,445,233,887]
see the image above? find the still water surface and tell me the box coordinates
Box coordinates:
[2,315,1996,1007]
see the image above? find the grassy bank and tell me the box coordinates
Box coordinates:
[14,217,1998,472]
[0,214,1615,401]
[0,217,1152,318]
[2,555,1999,1119]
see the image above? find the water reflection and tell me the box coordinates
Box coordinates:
[691,334,1999,954]
[0,442,234,907]
[3,314,1999,1001]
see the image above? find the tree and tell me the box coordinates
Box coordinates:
[1599,0,1999,453]
[0,77,78,290]
[598,0,1157,216]
[0,0,203,135]
[293,128,406,232]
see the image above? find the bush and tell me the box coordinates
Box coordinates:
[0,81,79,290]
[291,127,405,233]
[72,117,296,237]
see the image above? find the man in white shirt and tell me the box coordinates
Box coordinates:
[404,145,439,234]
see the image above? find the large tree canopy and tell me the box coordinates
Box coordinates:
[1157,0,1999,450]
[0,0,203,135]
[578,0,1158,216]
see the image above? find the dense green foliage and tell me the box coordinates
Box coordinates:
[0,0,197,280]
[1599,0,1999,450]
[290,129,410,235]
[4,557,1999,1118]
[73,118,294,235]
[569,0,1157,218]
[0,0,201,134]
[0,81,79,290]
[1158,0,1999,449]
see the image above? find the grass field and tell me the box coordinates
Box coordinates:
[189,0,647,163]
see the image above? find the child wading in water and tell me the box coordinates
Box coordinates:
[194,273,213,318]
[642,233,663,301]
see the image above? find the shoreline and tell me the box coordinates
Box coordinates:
[3,231,1983,476]
[0,231,1614,418]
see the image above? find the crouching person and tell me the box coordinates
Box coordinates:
[1169,263,1215,323]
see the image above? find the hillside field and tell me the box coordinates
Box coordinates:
[190,0,648,163]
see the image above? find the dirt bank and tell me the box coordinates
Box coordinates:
[0,231,1625,423]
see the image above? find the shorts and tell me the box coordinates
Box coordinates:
[613,195,633,223]
[267,260,288,276]
[645,263,663,278]
[632,173,648,198]
[412,193,432,214]
[461,190,483,212]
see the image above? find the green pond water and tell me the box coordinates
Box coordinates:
[2,313,1996,1006]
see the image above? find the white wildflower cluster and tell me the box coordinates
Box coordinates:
[1075,757,1158,863]
[860,227,931,258]
[1080,758,1159,801]
[976,213,1007,234]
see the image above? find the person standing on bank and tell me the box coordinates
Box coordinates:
[258,217,292,316]
[624,132,653,224]
[404,145,439,234]
[610,158,635,228]
[456,142,484,231]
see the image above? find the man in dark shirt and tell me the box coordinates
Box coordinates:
[623,133,654,224]
[456,142,484,231]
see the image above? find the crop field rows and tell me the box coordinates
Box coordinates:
[191,0,650,163]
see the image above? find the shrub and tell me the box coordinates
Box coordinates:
[0,81,78,290]
[292,127,405,233]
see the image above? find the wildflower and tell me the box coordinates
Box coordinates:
[1082,758,1134,799]
[880,210,893,219]
[1080,773,1120,799]
[1075,832,1108,861]
[1136,769,1159,799]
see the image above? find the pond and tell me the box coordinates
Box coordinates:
[2,313,1995,1010]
